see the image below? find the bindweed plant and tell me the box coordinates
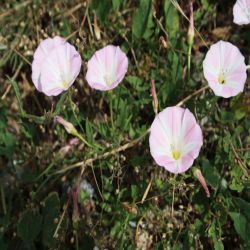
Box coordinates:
[0,0,250,249]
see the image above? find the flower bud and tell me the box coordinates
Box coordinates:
[54,115,77,135]
[93,11,101,40]
[193,168,210,197]
[187,1,194,46]
[150,79,158,115]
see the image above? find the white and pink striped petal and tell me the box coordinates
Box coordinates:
[32,36,82,96]
[233,0,250,25]
[203,41,247,98]
[86,45,128,91]
[149,107,203,174]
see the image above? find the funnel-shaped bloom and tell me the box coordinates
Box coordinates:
[233,0,250,25]
[203,41,247,98]
[32,36,82,96]
[86,45,128,91]
[149,107,203,174]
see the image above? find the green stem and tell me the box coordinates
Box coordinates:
[68,91,98,149]
[32,175,52,199]
[73,130,94,149]
[171,175,177,218]
[187,44,192,80]
[109,92,116,135]
[35,162,55,181]
[68,92,84,132]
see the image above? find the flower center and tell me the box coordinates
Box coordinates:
[104,74,114,86]
[172,150,181,160]
[217,73,225,84]
[61,80,69,89]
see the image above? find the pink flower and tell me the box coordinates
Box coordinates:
[233,0,250,25]
[32,36,82,96]
[203,41,247,98]
[149,107,203,174]
[86,45,128,91]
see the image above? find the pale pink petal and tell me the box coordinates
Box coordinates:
[33,36,65,62]
[31,36,81,96]
[182,110,203,153]
[226,72,246,93]
[220,85,234,98]
[158,107,185,145]
[207,79,224,97]
[151,154,175,168]
[203,40,246,98]
[183,123,203,161]
[85,45,128,91]
[149,107,203,174]
[163,161,179,174]
[150,113,173,160]
[233,0,250,25]
[203,42,221,72]
[32,36,65,89]
[179,154,195,173]
[69,52,82,85]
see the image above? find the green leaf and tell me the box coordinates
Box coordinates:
[132,0,153,39]
[169,52,182,87]
[91,0,112,22]
[164,0,180,41]
[229,212,250,242]
[0,51,12,68]
[7,76,24,114]
[42,192,60,248]
[110,221,122,238]
[21,120,40,143]
[233,197,250,220]
[85,118,94,144]
[112,0,124,9]
[17,210,42,244]
[131,185,138,202]
[202,159,220,189]
[53,92,68,116]
[208,221,224,250]
[229,167,245,192]
[0,106,7,129]
[0,131,16,158]
[116,99,130,132]
[20,113,46,124]
[126,76,148,91]
[217,110,235,124]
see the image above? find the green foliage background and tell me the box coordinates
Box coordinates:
[0,0,250,249]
